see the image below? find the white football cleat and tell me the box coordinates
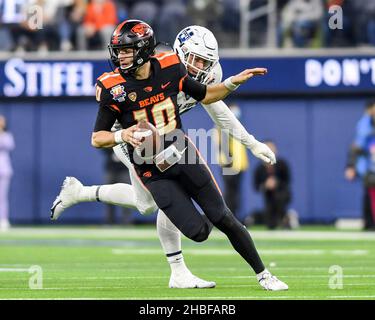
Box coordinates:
[50,195,66,220]
[257,270,288,291]
[169,272,216,289]
[50,177,83,220]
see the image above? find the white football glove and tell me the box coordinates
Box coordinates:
[249,139,276,165]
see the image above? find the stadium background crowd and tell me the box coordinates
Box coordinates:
[0,0,375,53]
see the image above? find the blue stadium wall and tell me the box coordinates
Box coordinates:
[0,96,365,225]
[0,54,371,224]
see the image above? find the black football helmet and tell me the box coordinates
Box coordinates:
[108,19,157,72]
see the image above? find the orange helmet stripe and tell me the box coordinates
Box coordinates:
[112,20,128,44]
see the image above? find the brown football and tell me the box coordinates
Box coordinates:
[134,120,161,160]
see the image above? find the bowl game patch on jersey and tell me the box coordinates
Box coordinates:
[110,85,127,102]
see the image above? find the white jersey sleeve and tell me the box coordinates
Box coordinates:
[201,62,256,149]
[202,100,256,149]
[202,62,223,85]
[112,143,133,169]
[177,62,223,115]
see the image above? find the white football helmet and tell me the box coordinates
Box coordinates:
[173,26,219,83]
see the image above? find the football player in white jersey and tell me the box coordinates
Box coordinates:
[51,26,287,291]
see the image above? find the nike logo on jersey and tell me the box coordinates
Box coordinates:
[161,81,171,89]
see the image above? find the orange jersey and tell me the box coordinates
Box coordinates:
[94,52,187,136]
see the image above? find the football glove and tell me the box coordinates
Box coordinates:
[249,138,276,165]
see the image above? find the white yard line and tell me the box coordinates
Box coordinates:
[1,275,374,280]
[1,227,375,241]
[111,248,369,256]
[214,275,375,278]
[0,268,29,272]
[2,283,375,291]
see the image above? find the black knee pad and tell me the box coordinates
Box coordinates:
[191,221,212,242]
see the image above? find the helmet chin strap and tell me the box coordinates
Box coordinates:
[107,58,136,74]
[120,64,137,75]
[109,41,159,75]
[120,63,134,71]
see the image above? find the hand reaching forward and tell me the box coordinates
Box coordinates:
[249,139,276,165]
[231,68,268,85]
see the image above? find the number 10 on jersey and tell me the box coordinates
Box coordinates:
[133,97,177,135]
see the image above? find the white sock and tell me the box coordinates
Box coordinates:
[96,183,138,209]
[156,209,190,275]
[78,186,99,202]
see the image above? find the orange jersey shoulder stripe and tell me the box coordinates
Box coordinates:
[98,72,125,89]
[97,72,113,81]
[109,104,121,113]
[179,74,187,92]
[154,51,180,69]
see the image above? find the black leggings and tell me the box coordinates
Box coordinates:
[141,138,265,273]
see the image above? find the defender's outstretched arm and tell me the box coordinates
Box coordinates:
[201,68,267,105]
[202,100,276,164]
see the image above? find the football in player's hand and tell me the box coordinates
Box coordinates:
[134,120,161,160]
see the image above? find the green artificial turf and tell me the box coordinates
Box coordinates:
[0,226,374,300]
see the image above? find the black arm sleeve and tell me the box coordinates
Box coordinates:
[176,60,207,101]
[93,105,117,132]
[93,80,118,132]
[182,76,207,102]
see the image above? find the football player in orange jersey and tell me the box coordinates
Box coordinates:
[52,21,287,291]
